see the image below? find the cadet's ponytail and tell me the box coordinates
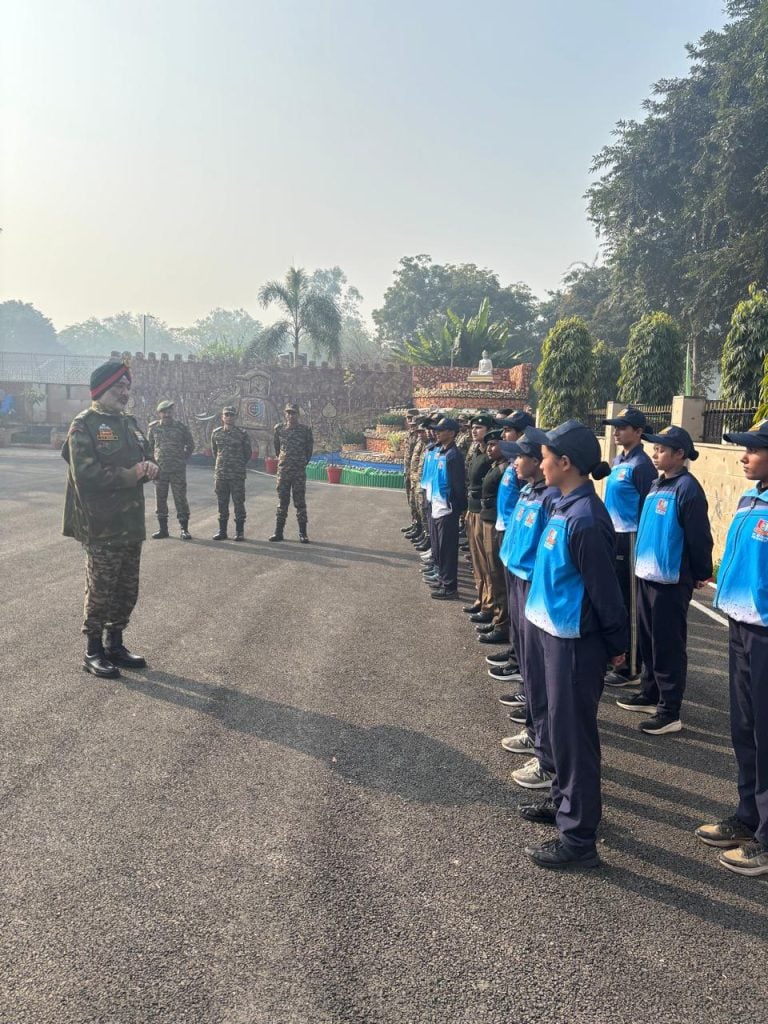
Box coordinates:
[590,461,611,481]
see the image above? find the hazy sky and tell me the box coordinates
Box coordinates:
[1,0,728,331]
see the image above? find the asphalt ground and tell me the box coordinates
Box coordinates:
[1,448,766,1024]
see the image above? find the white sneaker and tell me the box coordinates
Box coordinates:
[501,730,535,754]
[511,757,554,789]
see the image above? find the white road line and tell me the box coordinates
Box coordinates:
[691,598,729,628]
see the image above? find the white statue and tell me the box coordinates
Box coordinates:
[477,350,493,376]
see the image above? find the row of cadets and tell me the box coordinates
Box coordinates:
[517,422,628,869]
[600,407,657,686]
[697,419,768,876]
[614,426,713,734]
[424,417,467,599]
[496,431,560,782]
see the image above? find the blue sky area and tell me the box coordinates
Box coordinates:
[0,0,728,329]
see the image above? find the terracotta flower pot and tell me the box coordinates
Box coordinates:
[265,456,278,474]
[326,465,343,484]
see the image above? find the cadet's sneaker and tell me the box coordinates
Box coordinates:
[525,838,600,870]
[718,841,768,876]
[639,713,682,735]
[469,611,494,624]
[463,602,483,615]
[486,649,516,666]
[695,815,755,848]
[616,694,656,714]
[507,706,528,724]
[512,757,554,790]
[519,796,557,825]
[414,540,431,552]
[430,587,458,600]
[419,550,434,562]
[478,629,509,645]
[488,665,523,682]
[501,730,535,754]
[604,670,640,687]
[498,691,526,706]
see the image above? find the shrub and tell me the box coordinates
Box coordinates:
[387,431,406,453]
[377,412,406,427]
[341,430,366,446]
[722,284,768,406]
[618,313,684,405]
[535,317,594,426]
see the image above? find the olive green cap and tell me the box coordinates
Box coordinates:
[156,399,175,412]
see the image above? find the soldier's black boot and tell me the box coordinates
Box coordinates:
[152,516,169,539]
[83,635,120,678]
[234,519,245,541]
[298,524,309,544]
[213,518,228,540]
[105,629,147,669]
[179,517,192,540]
[268,520,284,542]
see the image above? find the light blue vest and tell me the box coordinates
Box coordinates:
[635,489,685,583]
[500,483,550,580]
[714,487,768,626]
[604,462,641,532]
[495,467,520,530]
[525,513,584,638]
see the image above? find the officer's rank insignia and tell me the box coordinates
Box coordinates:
[97,425,118,441]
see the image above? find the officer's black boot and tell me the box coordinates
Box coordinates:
[234,519,245,541]
[83,634,120,678]
[213,518,228,540]
[268,519,284,542]
[298,525,309,544]
[152,516,169,539]
[179,517,192,540]
[105,629,147,669]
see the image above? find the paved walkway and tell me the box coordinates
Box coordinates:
[1,449,766,1024]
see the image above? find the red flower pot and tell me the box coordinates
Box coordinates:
[265,456,278,474]
[326,465,343,484]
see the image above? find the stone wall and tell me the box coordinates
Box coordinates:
[411,364,532,392]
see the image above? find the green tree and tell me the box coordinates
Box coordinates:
[0,301,62,354]
[539,262,638,353]
[720,285,768,405]
[176,308,263,362]
[59,312,188,357]
[618,313,684,405]
[590,341,621,408]
[373,254,541,353]
[392,298,527,367]
[308,266,383,364]
[253,267,342,367]
[535,317,594,426]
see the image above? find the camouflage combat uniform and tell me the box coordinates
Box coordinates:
[412,437,430,532]
[147,418,194,522]
[403,427,420,525]
[211,424,252,524]
[409,435,426,528]
[62,403,150,637]
[273,422,314,531]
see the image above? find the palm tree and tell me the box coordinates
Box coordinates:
[251,267,342,367]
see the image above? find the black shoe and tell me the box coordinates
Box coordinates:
[234,521,245,541]
[525,838,600,870]
[469,611,493,624]
[498,691,526,706]
[475,623,495,634]
[431,587,458,600]
[459,542,470,551]
[463,602,483,615]
[478,629,509,645]
[299,532,310,544]
[425,577,443,588]
[488,665,523,682]
[507,707,528,724]
[605,670,640,687]
[615,693,656,714]
[83,653,120,678]
[401,524,414,533]
[152,520,170,539]
[486,649,515,666]
[179,527,192,540]
[519,798,557,825]
[639,713,682,735]
[414,540,431,552]
[213,518,228,540]
[105,645,147,668]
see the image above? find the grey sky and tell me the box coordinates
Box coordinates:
[1,0,727,330]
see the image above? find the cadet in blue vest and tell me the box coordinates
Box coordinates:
[601,407,657,686]
[497,431,560,789]
[521,422,627,869]
[616,426,713,735]
[698,420,768,876]
[426,417,468,600]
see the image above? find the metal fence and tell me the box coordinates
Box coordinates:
[702,402,758,444]
[584,409,606,436]
[0,352,105,384]
[584,403,672,436]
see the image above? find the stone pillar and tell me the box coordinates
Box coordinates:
[603,401,620,464]
[671,395,706,440]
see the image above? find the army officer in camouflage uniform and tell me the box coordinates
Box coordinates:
[147,399,195,540]
[63,358,158,678]
[269,404,314,543]
[211,406,252,541]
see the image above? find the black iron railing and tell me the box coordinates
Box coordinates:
[702,402,758,444]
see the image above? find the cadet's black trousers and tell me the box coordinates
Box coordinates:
[614,531,640,678]
[433,511,460,592]
[728,618,768,845]
[539,628,607,852]
[510,574,554,774]
[637,578,693,718]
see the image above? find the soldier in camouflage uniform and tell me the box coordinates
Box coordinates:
[147,399,195,540]
[401,409,422,536]
[63,359,159,678]
[270,404,314,543]
[211,406,252,541]
[407,420,428,543]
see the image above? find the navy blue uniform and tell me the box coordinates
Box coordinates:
[714,486,768,844]
[430,442,467,592]
[603,444,657,677]
[525,483,627,852]
[634,470,713,717]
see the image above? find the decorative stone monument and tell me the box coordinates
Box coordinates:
[467,350,496,386]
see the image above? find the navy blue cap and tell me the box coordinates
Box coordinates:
[603,406,648,429]
[516,426,549,461]
[496,440,522,460]
[642,425,699,461]
[543,420,602,474]
[435,416,461,433]
[497,410,535,432]
[723,418,768,449]
[470,413,496,429]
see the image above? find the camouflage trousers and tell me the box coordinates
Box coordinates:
[82,541,142,637]
[408,477,421,526]
[155,469,189,520]
[215,474,246,522]
[276,471,307,528]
